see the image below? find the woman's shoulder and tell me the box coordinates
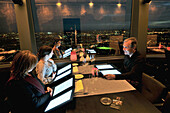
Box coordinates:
[8,78,29,85]
[36,60,46,68]
[48,58,54,64]
[37,60,45,65]
[6,78,28,91]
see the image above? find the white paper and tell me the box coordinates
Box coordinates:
[64,48,72,53]
[45,90,72,112]
[100,69,121,75]
[87,49,96,53]
[74,78,136,97]
[53,78,73,96]
[54,69,71,82]
[57,64,71,75]
[96,64,114,69]
[63,51,71,58]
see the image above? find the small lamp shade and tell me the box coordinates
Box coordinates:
[80,56,85,62]
[167,47,170,51]
[86,54,90,61]
[70,51,77,61]
[91,68,98,76]
[79,52,84,57]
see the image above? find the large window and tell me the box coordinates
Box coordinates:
[33,0,132,58]
[0,0,19,62]
[147,0,170,54]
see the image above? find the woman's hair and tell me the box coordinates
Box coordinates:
[37,45,52,60]
[10,50,38,78]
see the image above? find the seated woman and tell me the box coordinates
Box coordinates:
[36,45,57,84]
[6,50,53,113]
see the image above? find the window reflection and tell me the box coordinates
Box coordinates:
[147,0,170,54]
[0,0,132,62]
[33,0,131,59]
[0,1,19,63]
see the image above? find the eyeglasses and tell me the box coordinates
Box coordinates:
[123,46,130,49]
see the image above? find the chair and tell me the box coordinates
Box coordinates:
[0,67,11,113]
[165,48,170,70]
[118,41,124,55]
[141,73,168,104]
[162,92,170,113]
[165,49,170,83]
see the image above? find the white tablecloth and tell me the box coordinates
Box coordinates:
[74,78,136,97]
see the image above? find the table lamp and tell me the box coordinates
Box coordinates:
[70,50,77,61]
[91,68,98,77]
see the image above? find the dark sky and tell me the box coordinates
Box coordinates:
[0,0,170,33]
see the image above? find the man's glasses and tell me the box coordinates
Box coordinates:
[123,46,131,49]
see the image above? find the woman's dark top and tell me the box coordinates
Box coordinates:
[6,74,50,113]
[115,51,145,90]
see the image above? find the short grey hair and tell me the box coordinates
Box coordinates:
[124,37,137,48]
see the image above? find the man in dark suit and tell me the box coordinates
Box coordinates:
[104,37,145,91]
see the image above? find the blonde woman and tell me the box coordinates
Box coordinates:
[6,50,53,113]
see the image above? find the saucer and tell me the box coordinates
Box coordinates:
[100,97,112,105]
[72,63,78,66]
[75,74,84,79]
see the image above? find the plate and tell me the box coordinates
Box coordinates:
[72,63,78,66]
[100,97,112,105]
[75,74,84,79]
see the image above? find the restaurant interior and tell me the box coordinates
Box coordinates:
[0,0,170,113]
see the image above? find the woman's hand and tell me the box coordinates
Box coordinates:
[46,87,53,97]
[52,72,56,79]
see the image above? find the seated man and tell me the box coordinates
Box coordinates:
[104,37,145,91]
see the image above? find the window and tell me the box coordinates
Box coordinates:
[0,0,19,62]
[147,0,170,54]
[33,0,132,58]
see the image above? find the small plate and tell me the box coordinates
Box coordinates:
[75,74,84,79]
[100,97,112,105]
[72,63,78,66]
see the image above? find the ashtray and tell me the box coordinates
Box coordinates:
[100,97,112,105]
[75,74,84,79]
[72,63,78,66]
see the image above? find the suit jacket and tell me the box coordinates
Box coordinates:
[115,51,145,90]
[6,74,50,113]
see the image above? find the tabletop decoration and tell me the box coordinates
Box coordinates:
[91,68,99,77]
[110,96,123,110]
[100,97,112,105]
[75,74,84,79]
[70,50,77,61]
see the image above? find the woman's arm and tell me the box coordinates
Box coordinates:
[36,63,47,84]
[48,58,57,71]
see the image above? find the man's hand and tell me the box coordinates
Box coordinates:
[104,74,116,80]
